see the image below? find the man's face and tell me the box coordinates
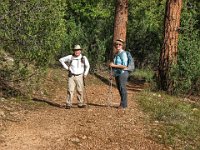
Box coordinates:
[74,50,81,56]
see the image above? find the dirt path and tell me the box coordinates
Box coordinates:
[0,71,168,150]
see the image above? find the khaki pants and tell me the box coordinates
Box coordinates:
[66,74,84,106]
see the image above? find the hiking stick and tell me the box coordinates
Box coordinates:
[107,68,113,107]
[83,76,89,107]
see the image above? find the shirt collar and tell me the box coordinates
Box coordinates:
[118,49,124,54]
[72,54,82,59]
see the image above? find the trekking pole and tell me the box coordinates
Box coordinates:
[83,76,89,107]
[107,67,113,107]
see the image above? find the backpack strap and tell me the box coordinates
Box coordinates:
[81,55,86,71]
[68,55,86,72]
[81,55,85,64]
[68,55,73,67]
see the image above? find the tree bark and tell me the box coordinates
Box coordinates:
[158,0,182,92]
[111,0,128,60]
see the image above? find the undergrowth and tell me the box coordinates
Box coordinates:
[137,91,200,150]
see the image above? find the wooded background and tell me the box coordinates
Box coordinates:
[0,0,199,96]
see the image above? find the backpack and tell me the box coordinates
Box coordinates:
[119,51,135,72]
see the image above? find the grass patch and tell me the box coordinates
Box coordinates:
[131,68,154,83]
[137,91,200,149]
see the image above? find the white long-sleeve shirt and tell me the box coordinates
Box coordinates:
[59,54,90,76]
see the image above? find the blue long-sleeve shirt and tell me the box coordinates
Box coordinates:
[113,50,128,77]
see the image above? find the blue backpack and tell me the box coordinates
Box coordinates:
[119,51,135,72]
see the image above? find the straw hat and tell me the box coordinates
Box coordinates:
[73,45,82,51]
[115,39,124,45]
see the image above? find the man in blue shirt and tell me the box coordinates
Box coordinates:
[109,39,129,109]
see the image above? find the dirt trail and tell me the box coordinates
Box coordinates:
[0,71,168,150]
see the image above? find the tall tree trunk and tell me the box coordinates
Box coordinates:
[111,0,128,60]
[158,0,182,92]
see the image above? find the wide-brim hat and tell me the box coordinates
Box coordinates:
[73,45,82,51]
[115,39,124,45]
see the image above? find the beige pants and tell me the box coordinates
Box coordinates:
[67,74,84,106]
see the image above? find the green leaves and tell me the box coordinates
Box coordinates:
[1,0,66,66]
[1,0,199,95]
[0,0,67,85]
[127,0,165,67]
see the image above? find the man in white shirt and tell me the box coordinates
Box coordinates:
[59,45,90,109]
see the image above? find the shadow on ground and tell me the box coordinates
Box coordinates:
[94,72,147,92]
[32,97,119,109]
[32,98,62,108]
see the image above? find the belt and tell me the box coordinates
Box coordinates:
[71,73,82,76]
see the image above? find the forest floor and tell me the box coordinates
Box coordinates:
[0,68,170,150]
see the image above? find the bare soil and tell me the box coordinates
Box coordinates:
[0,69,169,150]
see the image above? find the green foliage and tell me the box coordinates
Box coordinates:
[1,0,199,96]
[127,0,165,68]
[61,0,114,71]
[0,0,66,65]
[0,0,66,79]
[137,91,200,149]
[132,68,154,82]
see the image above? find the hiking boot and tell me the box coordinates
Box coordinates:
[65,105,71,109]
[117,106,126,109]
[78,104,86,108]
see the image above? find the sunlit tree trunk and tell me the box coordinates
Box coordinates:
[158,0,183,92]
[111,0,128,60]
